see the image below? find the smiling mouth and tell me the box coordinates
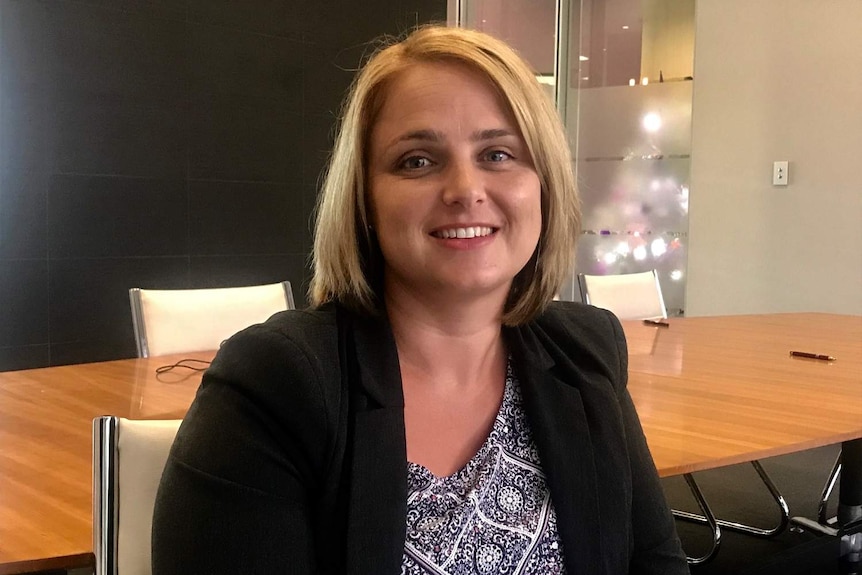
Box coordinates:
[431,226,496,239]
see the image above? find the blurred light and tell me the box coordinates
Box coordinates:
[642,112,662,132]
[615,241,630,256]
[581,76,590,81]
[650,179,661,191]
[633,245,648,261]
[670,270,684,281]
[603,252,618,265]
[622,25,630,29]
[629,78,636,87]
[641,77,649,86]
[579,55,589,61]
[651,238,668,258]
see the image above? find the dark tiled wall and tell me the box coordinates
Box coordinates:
[0,0,445,370]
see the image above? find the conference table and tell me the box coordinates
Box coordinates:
[0,312,859,574]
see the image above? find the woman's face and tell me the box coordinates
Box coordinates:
[367,61,542,307]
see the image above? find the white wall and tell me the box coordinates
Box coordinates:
[686,0,862,315]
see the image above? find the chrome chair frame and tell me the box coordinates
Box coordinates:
[94,416,119,575]
[93,416,182,575]
[577,270,789,563]
[676,462,790,565]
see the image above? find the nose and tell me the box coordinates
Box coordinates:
[442,157,485,207]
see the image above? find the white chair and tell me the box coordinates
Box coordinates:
[577,271,789,563]
[129,281,295,357]
[577,270,667,320]
[93,416,182,575]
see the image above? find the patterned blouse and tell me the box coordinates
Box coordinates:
[402,363,568,575]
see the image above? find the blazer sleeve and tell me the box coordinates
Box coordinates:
[605,310,690,575]
[152,318,338,575]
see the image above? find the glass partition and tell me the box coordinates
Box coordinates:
[456,0,694,315]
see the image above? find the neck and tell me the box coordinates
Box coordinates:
[383,282,508,391]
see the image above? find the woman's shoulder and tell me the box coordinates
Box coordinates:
[204,304,344,410]
[519,301,627,384]
[535,300,624,342]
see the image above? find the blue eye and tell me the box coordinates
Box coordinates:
[401,156,432,170]
[486,150,511,162]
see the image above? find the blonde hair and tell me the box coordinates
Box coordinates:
[310,25,580,325]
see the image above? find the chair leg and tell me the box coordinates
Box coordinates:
[674,461,790,538]
[680,473,722,565]
[818,452,842,526]
[791,448,852,538]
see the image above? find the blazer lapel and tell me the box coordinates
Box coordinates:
[506,326,606,575]
[343,313,407,575]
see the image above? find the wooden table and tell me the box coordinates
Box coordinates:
[0,313,859,574]
[621,313,862,477]
[622,312,862,564]
[0,351,212,575]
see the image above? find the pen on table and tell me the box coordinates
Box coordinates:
[643,319,670,328]
[789,351,836,362]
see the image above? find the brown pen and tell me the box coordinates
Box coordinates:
[643,319,669,328]
[789,351,836,362]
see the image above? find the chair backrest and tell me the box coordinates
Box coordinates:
[129,281,295,357]
[93,416,182,575]
[577,270,668,320]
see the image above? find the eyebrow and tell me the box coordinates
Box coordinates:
[388,128,517,147]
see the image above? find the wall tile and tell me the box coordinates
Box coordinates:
[47,2,187,104]
[187,0,305,40]
[0,0,52,90]
[188,103,302,183]
[47,175,188,258]
[0,0,446,369]
[61,0,189,22]
[188,180,306,256]
[188,23,303,111]
[189,254,310,305]
[0,91,52,173]
[301,113,335,188]
[53,98,187,178]
[49,338,139,366]
[0,259,49,347]
[0,344,51,372]
[48,256,190,348]
[0,172,47,259]
[302,42,359,118]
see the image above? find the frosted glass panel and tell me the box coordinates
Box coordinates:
[573,82,692,159]
[453,0,694,314]
[462,0,557,75]
[566,1,694,316]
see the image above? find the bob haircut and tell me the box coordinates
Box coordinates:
[310,25,580,325]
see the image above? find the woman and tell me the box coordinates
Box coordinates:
[152,25,689,575]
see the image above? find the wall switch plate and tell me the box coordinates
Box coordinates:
[773,161,789,186]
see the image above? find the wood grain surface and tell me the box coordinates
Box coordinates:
[623,313,862,477]
[0,351,211,574]
[0,313,859,573]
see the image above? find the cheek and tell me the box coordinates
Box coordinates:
[512,174,543,229]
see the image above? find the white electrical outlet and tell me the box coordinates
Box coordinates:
[773,161,789,186]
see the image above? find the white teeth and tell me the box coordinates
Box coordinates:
[435,226,493,239]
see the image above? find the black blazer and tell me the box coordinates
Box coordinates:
[152,301,688,575]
